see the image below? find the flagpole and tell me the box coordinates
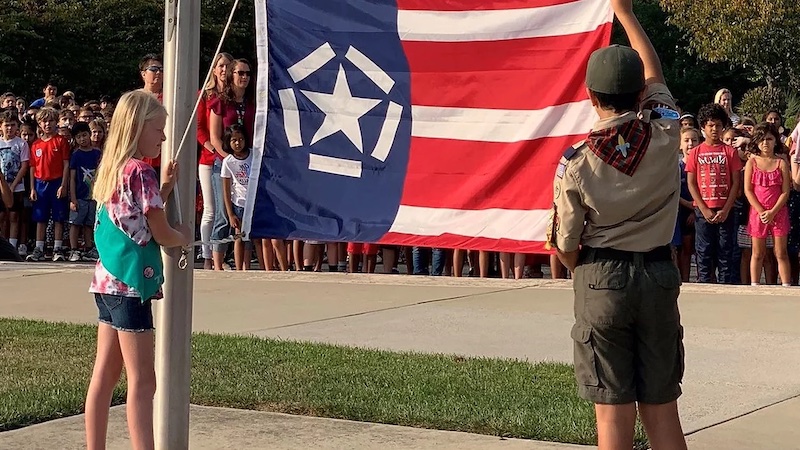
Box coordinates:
[154,0,200,448]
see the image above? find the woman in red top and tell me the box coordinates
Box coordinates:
[208,58,257,270]
[197,52,232,270]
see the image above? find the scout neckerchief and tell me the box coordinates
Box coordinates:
[95,204,164,302]
[586,118,652,176]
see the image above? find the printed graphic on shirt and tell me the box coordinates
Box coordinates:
[221,153,253,208]
[686,143,742,209]
[0,145,21,184]
[0,138,30,191]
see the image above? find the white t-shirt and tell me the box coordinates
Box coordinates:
[220,152,252,208]
[0,137,31,192]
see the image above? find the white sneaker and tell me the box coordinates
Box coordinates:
[52,248,66,262]
[68,250,81,262]
[17,244,27,257]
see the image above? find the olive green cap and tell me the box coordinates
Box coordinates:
[585,45,645,95]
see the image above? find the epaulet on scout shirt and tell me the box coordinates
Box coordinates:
[555,140,584,179]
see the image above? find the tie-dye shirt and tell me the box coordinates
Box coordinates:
[89,158,164,299]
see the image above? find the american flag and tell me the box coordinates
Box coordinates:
[244,0,613,253]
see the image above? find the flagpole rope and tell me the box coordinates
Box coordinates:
[170,0,242,269]
[178,232,246,269]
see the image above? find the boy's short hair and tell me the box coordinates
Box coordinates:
[89,119,107,132]
[2,92,15,99]
[589,91,641,114]
[697,103,731,128]
[585,45,645,113]
[139,53,163,71]
[0,110,19,125]
[71,121,91,137]
[19,120,36,131]
[36,107,59,123]
[59,109,74,118]
[45,79,58,88]
[44,100,61,110]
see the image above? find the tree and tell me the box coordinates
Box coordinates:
[611,0,755,114]
[659,0,800,90]
[0,0,256,103]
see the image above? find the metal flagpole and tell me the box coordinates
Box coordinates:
[154,0,200,448]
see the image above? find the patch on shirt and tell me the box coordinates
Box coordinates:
[554,181,562,199]
[556,163,566,178]
[653,105,681,120]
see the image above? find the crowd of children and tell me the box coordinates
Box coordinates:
[2,78,799,284]
[0,84,109,263]
[678,95,800,286]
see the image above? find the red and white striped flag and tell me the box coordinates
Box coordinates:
[246,0,613,252]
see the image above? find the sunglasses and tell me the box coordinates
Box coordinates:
[146,66,164,73]
[234,70,251,77]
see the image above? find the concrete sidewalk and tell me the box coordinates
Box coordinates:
[1,262,799,449]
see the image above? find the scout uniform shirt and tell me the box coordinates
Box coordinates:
[549,83,681,253]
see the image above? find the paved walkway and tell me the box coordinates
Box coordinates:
[1,262,799,449]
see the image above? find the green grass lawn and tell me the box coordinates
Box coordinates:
[0,318,646,447]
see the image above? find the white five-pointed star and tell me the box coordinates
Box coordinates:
[301,64,381,152]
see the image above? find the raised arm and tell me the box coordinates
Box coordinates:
[610,0,665,85]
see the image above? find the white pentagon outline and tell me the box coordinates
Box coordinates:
[278,42,405,177]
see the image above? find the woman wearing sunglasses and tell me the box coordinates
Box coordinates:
[207,59,285,271]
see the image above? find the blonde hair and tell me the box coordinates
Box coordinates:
[203,52,233,96]
[89,118,107,133]
[36,107,59,123]
[680,127,701,139]
[93,90,166,203]
[714,88,732,106]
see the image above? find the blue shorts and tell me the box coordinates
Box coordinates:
[94,293,154,333]
[69,199,97,226]
[32,179,68,223]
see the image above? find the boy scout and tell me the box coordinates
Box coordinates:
[548,0,686,448]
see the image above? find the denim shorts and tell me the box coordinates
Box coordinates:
[69,199,97,226]
[94,293,154,333]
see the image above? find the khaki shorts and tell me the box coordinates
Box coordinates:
[571,248,685,405]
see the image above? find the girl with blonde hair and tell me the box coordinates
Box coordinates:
[85,90,192,450]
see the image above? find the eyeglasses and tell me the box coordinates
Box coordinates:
[146,66,164,73]
[234,70,251,77]
[79,115,94,120]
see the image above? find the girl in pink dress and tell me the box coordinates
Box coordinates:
[744,123,792,286]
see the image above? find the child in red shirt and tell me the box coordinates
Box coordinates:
[27,107,71,262]
[686,103,742,283]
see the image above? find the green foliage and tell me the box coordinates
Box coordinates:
[658,0,800,88]
[784,93,800,131]
[0,318,651,446]
[611,0,755,115]
[736,86,786,122]
[0,0,256,102]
